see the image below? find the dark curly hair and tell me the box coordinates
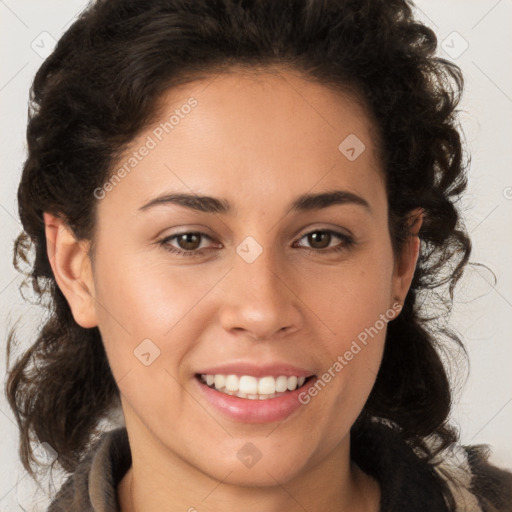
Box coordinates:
[6,0,471,507]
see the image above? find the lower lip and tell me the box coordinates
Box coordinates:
[195,376,317,423]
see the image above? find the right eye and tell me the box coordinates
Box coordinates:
[158,232,220,257]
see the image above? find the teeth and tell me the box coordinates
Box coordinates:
[239,375,258,394]
[275,375,288,392]
[214,375,226,389]
[200,374,309,399]
[258,376,275,394]
[287,376,298,391]
[225,375,239,391]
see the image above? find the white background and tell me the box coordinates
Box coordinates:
[1,0,511,510]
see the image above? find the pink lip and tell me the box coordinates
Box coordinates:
[195,362,315,378]
[194,375,318,424]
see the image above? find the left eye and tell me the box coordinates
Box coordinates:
[294,230,352,251]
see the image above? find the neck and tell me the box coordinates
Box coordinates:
[117,431,380,512]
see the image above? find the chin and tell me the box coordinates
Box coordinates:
[206,462,306,488]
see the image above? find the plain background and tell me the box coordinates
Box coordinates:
[1,0,511,509]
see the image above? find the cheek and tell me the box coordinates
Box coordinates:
[93,252,225,336]
[299,240,395,344]
[90,256,205,421]
[297,241,394,405]
[300,271,392,447]
[91,252,230,389]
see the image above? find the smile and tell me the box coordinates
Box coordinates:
[199,374,309,400]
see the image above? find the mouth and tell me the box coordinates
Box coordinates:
[195,373,315,400]
[193,363,319,423]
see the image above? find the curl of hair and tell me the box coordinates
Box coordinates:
[6,0,470,507]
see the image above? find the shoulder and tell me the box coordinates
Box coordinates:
[426,437,512,512]
[352,421,451,510]
[465,444,512,512]
[47,427,131,512]
[352,420,512,512]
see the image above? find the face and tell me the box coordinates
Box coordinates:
[55,68,418,487]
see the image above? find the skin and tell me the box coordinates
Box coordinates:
[44,67,422,512]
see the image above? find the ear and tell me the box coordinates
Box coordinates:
[391,208,423,308]
[43,212,98,328]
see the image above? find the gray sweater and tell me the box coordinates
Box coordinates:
[47,424,512,511]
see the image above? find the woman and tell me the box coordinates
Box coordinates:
[5,0,512,510]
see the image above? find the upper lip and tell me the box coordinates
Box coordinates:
[195,362,316,378]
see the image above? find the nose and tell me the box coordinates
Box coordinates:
[218,241,303,341]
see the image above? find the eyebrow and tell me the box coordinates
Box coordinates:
[139,189,371,215]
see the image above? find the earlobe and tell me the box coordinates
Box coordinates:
[391,208,424,307]
[43,212,98,328]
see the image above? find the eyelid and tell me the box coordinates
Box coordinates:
[154,224,217,240]
[158,231,218,250]
[294,223,354,240]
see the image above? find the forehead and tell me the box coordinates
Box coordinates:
[158,68,380,162]
[100,68,385,218]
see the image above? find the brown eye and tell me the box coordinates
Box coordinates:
[307,231,332,249]
[294,229,355,254]
[158,231,217,257]
[176,233,202,251]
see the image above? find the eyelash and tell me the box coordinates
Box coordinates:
[157,229,355,258]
